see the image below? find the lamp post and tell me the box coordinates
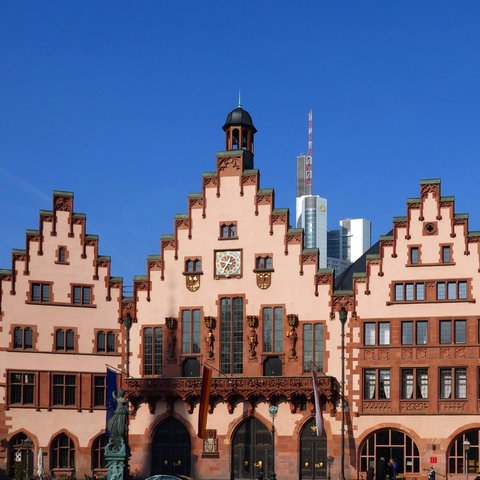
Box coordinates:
[463,438,471,480]
[339,307,348,480]
[269,405,278,480]
[327,455,334,480]
[123,314,132,378]
[23,437,33,480]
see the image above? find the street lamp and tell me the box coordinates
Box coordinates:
[463,438,471,480]
[23,437,33,480]
[327,456,334,480]
[269,405,278,480]
[339,307,348,480]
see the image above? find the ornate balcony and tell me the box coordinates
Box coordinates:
[125,374,339,416]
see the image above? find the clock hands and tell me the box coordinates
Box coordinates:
[221,257,232,273]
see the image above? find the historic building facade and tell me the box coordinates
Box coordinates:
[1,106,480,480]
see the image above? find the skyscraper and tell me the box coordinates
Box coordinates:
[295,111,327,267]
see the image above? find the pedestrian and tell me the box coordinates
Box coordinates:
[367,466,375,480]
[256,460,264,480]
[428,467,436,480]
[376,457,387,480]
[387,459,397,480]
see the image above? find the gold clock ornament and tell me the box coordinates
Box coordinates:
[215,250,241,277]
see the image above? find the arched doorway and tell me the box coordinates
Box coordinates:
[300,417,327,480]
[151,418,191,477]
[8,433,34,480]
[358,428,420,476]
[232,417,272,480]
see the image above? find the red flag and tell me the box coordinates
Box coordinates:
[198,366,212,438]
[312,370,323,436]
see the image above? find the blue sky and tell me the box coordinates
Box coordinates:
[2,1,480,284]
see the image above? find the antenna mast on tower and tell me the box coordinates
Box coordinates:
[305,109,313,188]
[307,109,313,156]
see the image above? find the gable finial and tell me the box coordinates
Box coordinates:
[238,90,242,108]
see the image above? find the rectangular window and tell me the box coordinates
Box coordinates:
[442,246,451,263]
[220,297,243,375]
[437,281,468,300]
[394,282,425,302]
[9,371,35,405]
[440,320,452,344]
[263,306,283,353]
[448,282,457,300]
[363,369,390,400]
[454,320,466,344]
[416,284,425,301]
[52,374,77,406]
[182,309,201,354]
[303,323,324,373]
[143,327,163,376]
[440,367,467,399]
[437,283,446,300]
[440,319,466,344]
[93,375,106,407]
[364,323,375,345]
[402,322,413,345]
[72,285,92,305]
[378,323,390,345]
[401,368,428,399]
[31,283,50,303]
[416,321,428,344]
[405,283,414,301]
[364,322,390,345]
[395,284,403,301]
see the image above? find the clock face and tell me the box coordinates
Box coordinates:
[215,250,241,277]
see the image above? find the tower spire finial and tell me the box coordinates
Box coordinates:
[238,90,242,108]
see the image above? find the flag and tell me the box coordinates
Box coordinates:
[106,367,118,435]
[312,369,323,436]
[198,365,212,439]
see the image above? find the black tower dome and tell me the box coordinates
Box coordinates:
[222,106,257,133]
[222,105,256,158]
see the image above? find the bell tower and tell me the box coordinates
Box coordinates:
[222,103,257,165]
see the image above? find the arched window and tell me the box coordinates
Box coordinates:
[232,128,240,149]
[358,428,420,475]
[51,433,75,469]
[97,331,105,352]
[97,331,116,353]
[14,327,33,349]
[91,434,107,471]
[448,430,479,475]
[107,331,115,352]
[55,329,75,351]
